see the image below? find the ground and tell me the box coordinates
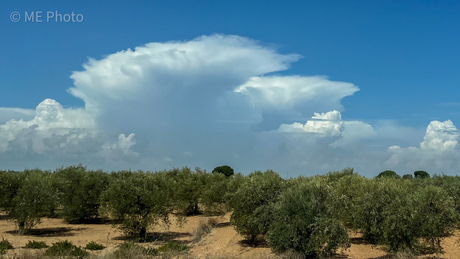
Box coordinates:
[1,213,459,258]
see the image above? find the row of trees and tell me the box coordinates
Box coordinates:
[1,165,460,257]
[0,165,239,237]
[377,170,431,179]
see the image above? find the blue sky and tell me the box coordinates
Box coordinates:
[1,0,460,176]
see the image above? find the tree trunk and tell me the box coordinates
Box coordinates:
[18,221,25,235]
[139,226,147,242]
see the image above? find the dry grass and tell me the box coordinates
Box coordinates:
[192,218,218,243]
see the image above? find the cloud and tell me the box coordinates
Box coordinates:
[276,110,375,149]
[235,76,359,113]
[4,34,429,176]
[386,120,460,172]
[62,34,363,172]
[0,99,137,169]
[69,34,302,117]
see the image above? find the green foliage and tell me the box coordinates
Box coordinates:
[100,171,174,241]
[212,165,234,178]
[24,240,48,249]
[4,170,58,234]
[85,241,105,250]
[414,170,430,179]
[267,177,350,258]
[157,241,188,252]
[0,170,24,211]
[228,170,284,244]
[112,242,158,258]
[54,165,109,223]
[200,172,231,215]
[167,167,207,216]
[323,167,356,183]
[44,240,88,257]
[0,238,14,254]
[377,170,400,179]
[403,174,414,179]
[349,178,457,253]
[431,174,460,220]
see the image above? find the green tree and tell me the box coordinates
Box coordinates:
[5,170,58,234]
[212,165,234,178]
[377,170,400,179]
[100,171,174,241]
[267,177,350,258]
[54,165,109,223]
[167,167,207,216]
[228,170,284,244]
[200,172,231,215]
[402,174,414,179]
[414,170,430,179]
[0,170,24,211]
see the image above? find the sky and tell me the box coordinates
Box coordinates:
[1,0,460,177]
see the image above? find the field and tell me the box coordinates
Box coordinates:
[1,212,460,259]
[3,167,460,258]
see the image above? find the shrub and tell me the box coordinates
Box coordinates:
[267,177,350,258]
[0,238,14,255]
[85,241,106,250]
[212,165,234,178]
[100,171,174,241]
[414,170,430,179]
[111,242,158,258]
[54,165,109,223]
[44,240,88,257]
[377,170,400,179]
[24,240,48,249]
[158,241,188,252]
[228,170,285,244]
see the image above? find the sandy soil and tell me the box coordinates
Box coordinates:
[1,213,460,258]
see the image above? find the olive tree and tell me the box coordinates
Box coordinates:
[228,170,284,244]
[100,171,174,241]
[267,177,350,258]
[54,165,109,223]
[4,170,58,234]
[166,167,207,216]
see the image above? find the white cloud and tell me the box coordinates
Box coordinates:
[69,34,302,116]
[235,76,359,113]
[277,110,375,148]
[183,151,193,157]
[4,34,427,176]
[0,99,137,167]
[386,120,460,172]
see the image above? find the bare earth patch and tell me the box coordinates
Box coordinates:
[1,212,460,258]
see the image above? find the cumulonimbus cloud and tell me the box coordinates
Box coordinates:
[386,120,460,172]
[0,99,138,167]
[4,34,456,176]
